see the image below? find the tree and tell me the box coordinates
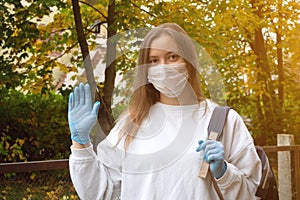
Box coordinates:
[67,0,300,145]
[2,0,299,147]
[69,0,156,136]
[142,0,300,145]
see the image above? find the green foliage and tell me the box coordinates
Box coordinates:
[106,0,300,145]
[0,133,25,162]
[0,88,71,162]
[146,0,300,145]
[1,0,299,148]
[0,0,68,94]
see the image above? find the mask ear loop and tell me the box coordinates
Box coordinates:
[186,72,190,82]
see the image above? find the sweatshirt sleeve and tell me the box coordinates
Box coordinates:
[69,139,122,200]
[217,109,262,199]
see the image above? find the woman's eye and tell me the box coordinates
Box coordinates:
[149,59,157,64]
[169,54,179,61]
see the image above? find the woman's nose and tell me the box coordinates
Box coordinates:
[157,59,167,65]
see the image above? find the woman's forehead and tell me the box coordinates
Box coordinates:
[149,34,180,53]
[149,48,175,57]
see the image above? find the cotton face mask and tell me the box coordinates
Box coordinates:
[147,63,189,98]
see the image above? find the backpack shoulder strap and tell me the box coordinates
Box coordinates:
[208,106,231,140]
[198,106,231,179]
[198,106,231,200]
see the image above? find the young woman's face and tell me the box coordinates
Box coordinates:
[148,34,185,65]
[146,34,191,103]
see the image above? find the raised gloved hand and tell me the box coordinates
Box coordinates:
[196,140,227,179]
[68,83,100,144]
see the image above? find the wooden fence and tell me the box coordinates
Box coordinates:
[263,145,300,200]
[1,145,300,199]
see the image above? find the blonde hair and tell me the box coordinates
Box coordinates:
[116,23,205,150]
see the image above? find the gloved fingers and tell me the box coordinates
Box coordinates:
[205,154,216,163]
[196,140,226,179]
[205,141,223,152]
[205,147,222,156]
[196,140,204,152]
[196,140,218,152]
[92,101,101,116]
[68,92,74,112]
[74,86,80,107]
[84,84,92,107]
[79,83,85,106]
[196,140,209,152]
[204,141,217,150]
[205,150,224,163]
[198,140,204,145]
[205,142,223,158]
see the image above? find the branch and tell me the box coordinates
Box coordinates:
[43,41,79,65]
[85,20,107,33]
[130,0,156,17]
[50,28,75,34]
[79,0,107,19]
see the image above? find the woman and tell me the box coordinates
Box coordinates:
[68,23,261,199]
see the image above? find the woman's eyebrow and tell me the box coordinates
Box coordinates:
[166,51,180,55]
[148,55,158,59]
[150,51,175,56]
[148,50,179,58]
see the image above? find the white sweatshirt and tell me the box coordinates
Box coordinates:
[69,100,261,200]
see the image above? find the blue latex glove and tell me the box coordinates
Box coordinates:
[196,140,227,179]
[68,83,100,144]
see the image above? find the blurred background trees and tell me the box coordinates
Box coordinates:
[1,0,299,162]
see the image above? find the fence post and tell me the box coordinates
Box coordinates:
[277,134,295,200]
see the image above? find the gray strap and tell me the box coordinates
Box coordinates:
[207,106,230,200]
[208,106,231,140]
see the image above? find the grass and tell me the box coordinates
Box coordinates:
[0,171,79,200]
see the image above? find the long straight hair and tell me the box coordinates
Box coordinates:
[116,23,205,150]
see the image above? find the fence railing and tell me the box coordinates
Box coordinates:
[0,159,69,174]
[1,145,300,199]
[0,159,77,199]
[262,145,300,200]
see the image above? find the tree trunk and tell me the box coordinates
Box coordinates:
[276,0,284,132]
[71,0,97,101]
[254,95,266,146]
[250,0,277,145]
[97,0,116,136]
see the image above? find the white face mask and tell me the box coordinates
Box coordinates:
[148,63,189,98]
